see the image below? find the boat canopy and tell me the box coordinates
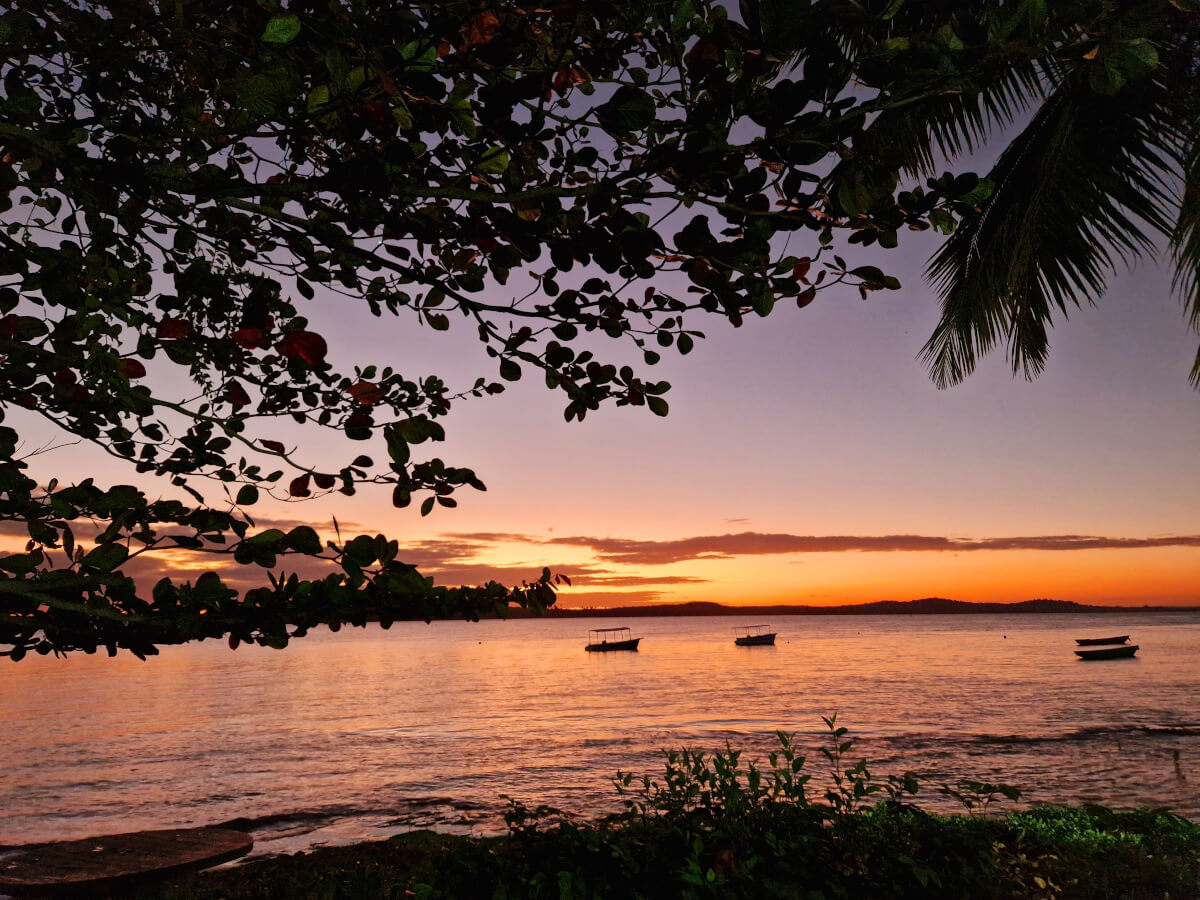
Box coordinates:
[733,624,773,637]
[588,627,633,641]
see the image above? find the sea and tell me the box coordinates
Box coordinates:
[2,612,1198,857]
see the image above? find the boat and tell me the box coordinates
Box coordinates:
[1074,644,1139,660]
[1074,635,1130,646]
[585,627,641,652]
[734,624,776,646]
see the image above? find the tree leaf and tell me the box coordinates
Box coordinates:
[81,543,128,572]
[277,330,328,366]
[475,148,510,175]
[384,424,411,465]
[262,14,302,44]
[289,473,311,497]
[285,525,322,554]
[596,86,656,134]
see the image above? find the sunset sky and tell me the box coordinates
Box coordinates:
[11,205,1199,610]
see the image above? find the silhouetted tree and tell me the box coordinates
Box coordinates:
[3,0,1183,658]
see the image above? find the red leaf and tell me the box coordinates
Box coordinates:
[729,314,743,328]
[277,330,328,366]
[513,201,541,221]
[157,316,191,339]
[313,473,336,489]
[348,380,385,405]
[261,440,286,454]
[792,258,811,282]
[0,314,21,339]
[359,101,393,139]
[796,286,816,309]
[461,11,500,48]
[289,473,311,497]
[227,381,251,408]
[119,359,147,379]
[231,327,268,349]
[685,36,721,74]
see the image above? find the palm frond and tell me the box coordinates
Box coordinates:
[854,67,1045,181]
[922,69,1180,387]
[1169,138,1200,387]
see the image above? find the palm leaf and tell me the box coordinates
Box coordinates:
[922,68,1180,387]
[1171,139,1200,387]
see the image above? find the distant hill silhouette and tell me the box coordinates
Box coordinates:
[498,597,1196,618]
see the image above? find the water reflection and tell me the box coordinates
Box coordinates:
[2,612,1198,854]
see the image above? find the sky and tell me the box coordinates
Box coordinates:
[6,84,1199,611]
[11,209,1199,610]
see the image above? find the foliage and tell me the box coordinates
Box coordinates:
[913,0,1200,387]
[0,0,1017,657]
[141,723,1200,900]
[2,0,1193,657]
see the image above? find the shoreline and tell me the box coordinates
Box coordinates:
[503,597,1200,618]
[91,801,1200,899]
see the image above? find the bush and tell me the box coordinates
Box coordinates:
[144,722,1200,900]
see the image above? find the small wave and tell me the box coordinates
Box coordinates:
[213,796,494,836]
[876,724,1200,752]
[967,724,1200,746]
[214,803,383,833]
[581,737,636,747]
[395,796,490,813]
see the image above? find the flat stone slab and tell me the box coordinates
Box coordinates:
[0,826,252,895]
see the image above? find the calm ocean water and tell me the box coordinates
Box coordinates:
[2,612,1198,856]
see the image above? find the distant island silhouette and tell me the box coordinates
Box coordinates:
[502,597,1197,618]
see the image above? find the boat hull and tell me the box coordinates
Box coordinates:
[585,638,641,652]
[1075,635,1130,646]
[1075,645,1138,660]
[734,633,776,646]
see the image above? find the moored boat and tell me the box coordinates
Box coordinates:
[1075,635,1130,646]
[1074,644,1138,660]
[585,627,641,652]
[734,624,776,646]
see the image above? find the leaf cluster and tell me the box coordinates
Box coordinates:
[0,0,1091,655]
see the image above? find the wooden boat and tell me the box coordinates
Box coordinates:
[1075,635,1130,646]
[734,624,776,646]
[1074,644,1139,660]
[585,627,641,652]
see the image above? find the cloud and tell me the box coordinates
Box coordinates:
[540,531,1200,565]
[579,574,708,586]
[11,521,1198,600]
[242,515,364,535]
[443,531,540,544]
[553,590,667,608]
